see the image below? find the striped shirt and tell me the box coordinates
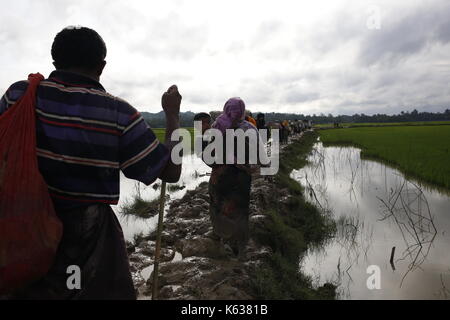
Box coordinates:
[0,71,169,211]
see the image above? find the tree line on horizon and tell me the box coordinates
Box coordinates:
[141,109,450,128]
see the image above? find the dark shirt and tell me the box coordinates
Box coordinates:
[0,71,169,211]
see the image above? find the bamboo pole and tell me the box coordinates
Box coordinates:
[152,180,167,300]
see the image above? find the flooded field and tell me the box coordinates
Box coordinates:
[111,154,211,242]
[292,142,450,299]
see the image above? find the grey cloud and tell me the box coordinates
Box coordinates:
[293,7,364,57]
[186,92,211,105]
[358,1,450,66]
[435,19,450,44]
[1,1,449,116]
[250,20,283,47]
[284,90,320,104]
[131,13,209,61]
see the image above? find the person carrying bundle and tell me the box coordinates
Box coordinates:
[0,26,182,300]
[207,98,264,259]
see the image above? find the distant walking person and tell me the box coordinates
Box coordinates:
[208,98,261,259]
[245,110,257,127]
[279,121,289,144]
[256,113,266,130]
[194,112,212,161]
[256,113,269,143]
[194,112,212,134]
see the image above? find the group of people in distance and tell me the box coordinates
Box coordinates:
[193,106,313,260]
[278,119,313,144]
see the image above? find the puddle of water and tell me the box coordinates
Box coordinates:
[141,265,154,282]
[172,251,183,263]
[291,142,450,299]
[111,154,211,242]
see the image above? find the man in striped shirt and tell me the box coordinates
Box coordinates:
[0,26,182,299]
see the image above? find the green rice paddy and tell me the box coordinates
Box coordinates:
[314,121,450,129]
[319,125,450,190]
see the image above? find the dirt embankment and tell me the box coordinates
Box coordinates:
[127,131,336,300]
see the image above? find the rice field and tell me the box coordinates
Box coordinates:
[152,127,194,144]
[319,125,450,190]
[314,121,450,129]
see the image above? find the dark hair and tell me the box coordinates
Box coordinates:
[51,26,107,70]
[257,113,265,119]
[194,112,212,121]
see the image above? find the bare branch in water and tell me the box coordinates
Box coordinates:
[390,247,396,271]
[377,178,437,287]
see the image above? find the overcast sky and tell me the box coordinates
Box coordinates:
[1,0,449,115]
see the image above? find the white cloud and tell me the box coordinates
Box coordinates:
[0,0,449,115]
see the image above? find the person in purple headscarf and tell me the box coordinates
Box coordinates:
[212,97,256,134]
[207,97,260,260]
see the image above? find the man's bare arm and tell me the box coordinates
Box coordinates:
[158,85,182,183]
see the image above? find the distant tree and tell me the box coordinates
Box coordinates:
[141,108,450,127]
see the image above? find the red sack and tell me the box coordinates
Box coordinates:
[0,73,63,295]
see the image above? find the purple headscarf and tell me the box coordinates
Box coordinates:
[213,97,253,134]
[211,97,262,165]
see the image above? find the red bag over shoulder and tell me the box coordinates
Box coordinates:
[0,73,63,295]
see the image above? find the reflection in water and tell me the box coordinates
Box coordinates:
[112,154,211,241]
[377,177,437,286]
[291,143,450,299]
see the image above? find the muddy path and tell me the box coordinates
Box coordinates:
[127,131,335,300]
[128,170,276,299]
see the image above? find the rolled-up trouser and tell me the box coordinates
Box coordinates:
[208,165,251,254]
[12,204,136,300]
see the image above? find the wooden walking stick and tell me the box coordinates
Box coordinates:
[152,84,181,300]
[152,180,167,300]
